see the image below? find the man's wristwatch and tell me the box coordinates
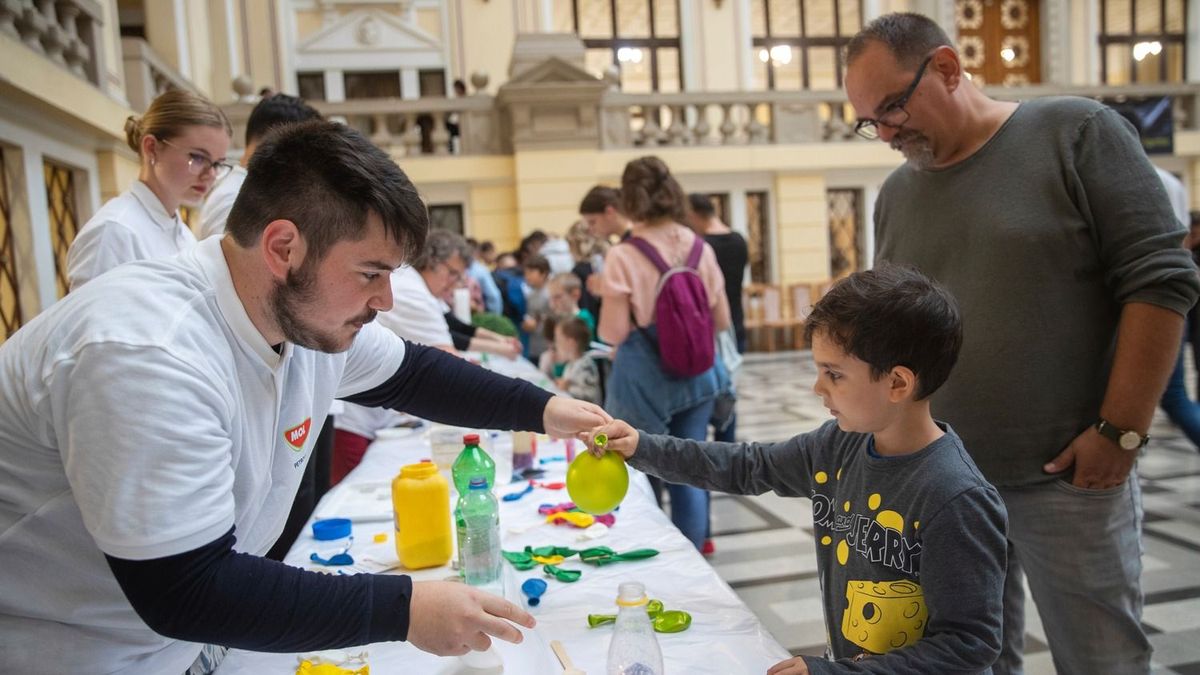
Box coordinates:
[1094,418,1150,451]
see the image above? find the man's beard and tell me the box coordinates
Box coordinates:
[270,262,376,353]
[891,131,936,170]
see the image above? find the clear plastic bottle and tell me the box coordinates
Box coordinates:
[606,582,664,675]
[451,433,495,495]
[455,477,502,590]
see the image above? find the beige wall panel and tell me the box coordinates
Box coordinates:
[469,184,517,213]
[417,8,442,40]
[455,0,516,93]
[143,1,182,75]
[188,0,215,98]
[697,0,740,90]
[775,173,829,284]
[245,0,282,93]
[398,155,515,185]
[96,150,140,202]
[295,9,323,41]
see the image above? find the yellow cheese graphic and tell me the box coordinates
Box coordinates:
[840,579,927,654]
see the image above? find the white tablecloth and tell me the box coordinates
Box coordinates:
[217,357,790,674]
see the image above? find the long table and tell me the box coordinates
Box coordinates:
[217,357,791,674]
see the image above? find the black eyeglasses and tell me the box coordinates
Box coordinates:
[853,55,934,140]
[158,138,234,179]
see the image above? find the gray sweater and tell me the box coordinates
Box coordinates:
[876,97,1200,487]
[632,421,1006,673]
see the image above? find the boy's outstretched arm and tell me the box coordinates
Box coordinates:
[585,420,826,498]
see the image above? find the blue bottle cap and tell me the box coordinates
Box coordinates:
[312,518,352,541]
[468,477,489,490]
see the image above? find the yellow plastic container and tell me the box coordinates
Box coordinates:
[392,461,453,569]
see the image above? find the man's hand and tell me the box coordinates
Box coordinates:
[406,581,535,656]
[1043,426,1136,489]
[767,656,811,675]
[543,396,611,439]
[582,419,638,460]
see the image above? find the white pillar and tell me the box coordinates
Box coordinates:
[20,149,57,311]
[401,69,420,99]
[323,70,345,102]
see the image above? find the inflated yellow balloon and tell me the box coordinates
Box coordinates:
[566,450,629,515]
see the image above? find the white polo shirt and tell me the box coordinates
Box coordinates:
[337,265,452,440]
[66,180,198,291]
[0,237,405,673]
[197,165,247,240]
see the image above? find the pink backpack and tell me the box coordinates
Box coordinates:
[626,236,715,378]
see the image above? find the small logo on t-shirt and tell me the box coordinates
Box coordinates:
[284,418,312,452]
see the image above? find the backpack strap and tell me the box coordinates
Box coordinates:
[625,236,671,274]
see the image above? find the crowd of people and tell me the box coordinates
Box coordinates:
[0,10,1197,675]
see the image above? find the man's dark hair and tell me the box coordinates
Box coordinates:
[846,13,953,70]
[227,120,428,264]
[688,193,716,218]
[245,94,321,146]
[522,253,550,275]
[804,264,962,400]
[579,186,622,215]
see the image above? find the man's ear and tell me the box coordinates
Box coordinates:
[932,45,963,93]
[888,365,918,403]
[261,219,306,281]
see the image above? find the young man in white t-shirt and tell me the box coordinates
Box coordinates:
[0,120,610,674]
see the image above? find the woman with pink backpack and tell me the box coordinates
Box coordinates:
[597,156,732,551]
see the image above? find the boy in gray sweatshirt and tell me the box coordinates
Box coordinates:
[588,265,1007,674]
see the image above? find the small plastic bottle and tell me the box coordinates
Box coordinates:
[606,582,664,675]
[451,434,495,495]
[455,477,502,591]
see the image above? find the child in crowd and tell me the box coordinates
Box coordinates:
[552,316,601,404]
[547,272,596,338]
[587,265,1007,674]
[512,254,550,360]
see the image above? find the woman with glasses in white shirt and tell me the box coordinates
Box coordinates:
[67,89,232,291]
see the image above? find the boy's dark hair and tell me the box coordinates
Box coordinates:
[556,316,591,353]
[846,12,953,70]
[688,193,716,218]
[228,120,428,264]
[245,94,321,146]
[804,264,961,400]
[579,186,622,215]
[522,253,550,275]
[480,241,496,255]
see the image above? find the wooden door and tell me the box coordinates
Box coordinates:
[955,0,1041,85]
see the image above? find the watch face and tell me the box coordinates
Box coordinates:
[1119,431,1141,450]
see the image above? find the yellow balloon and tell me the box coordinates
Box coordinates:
[567,450,629,515]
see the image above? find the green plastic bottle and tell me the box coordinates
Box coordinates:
[451,433,495,494]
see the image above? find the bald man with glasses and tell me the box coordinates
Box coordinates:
[845,12,1198,675]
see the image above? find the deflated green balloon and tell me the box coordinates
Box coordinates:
[587,599,691,632]
[542,564,582,582]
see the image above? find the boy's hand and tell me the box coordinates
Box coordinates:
[766,656,810,675]
[581,420,638,460]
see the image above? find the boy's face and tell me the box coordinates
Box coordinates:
[810,330,898,434]
[524,268,548,288]
[554,326,582,360]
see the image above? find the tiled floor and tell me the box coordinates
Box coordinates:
[705,351,1200,674]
